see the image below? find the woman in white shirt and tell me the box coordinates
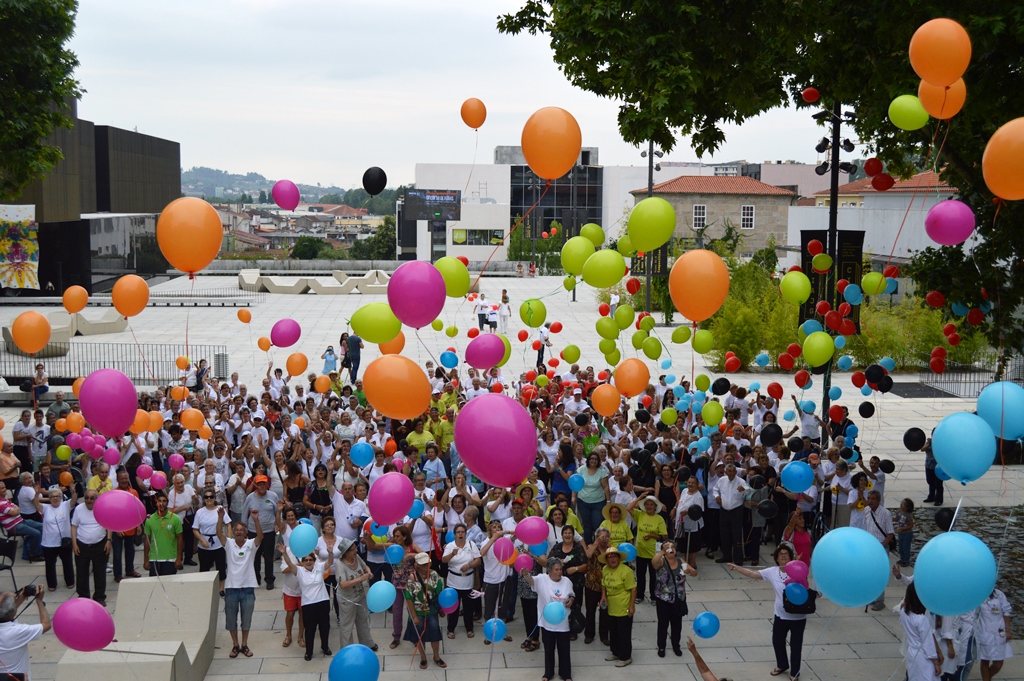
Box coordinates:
[37,485,76,591]
[847,472,870,531]
[522,557,574,681]
[218,509,262,659]
[315,517,344,624]
[900,583,942,681]
[281,538,333,661]
[441,523,481,638]
[192,490,226,593]
[674,476,705,569]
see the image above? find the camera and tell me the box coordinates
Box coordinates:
[21,585,40,598]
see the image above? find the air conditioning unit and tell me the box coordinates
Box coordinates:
[214,353,230,380]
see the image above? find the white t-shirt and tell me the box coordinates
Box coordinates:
[40,500,72,548]
[296,561,329,603]
[332,494,367,541]
[225,537,259,589]
[759,566,806,621]
[538,440,559,468]
[442,540,481,590]
[193,506,223,551]
[533,573,574,632]
[167,485,197,520]
[17,485,37,516]
[799,411,820,439]
[280,548,301,597]
[0,620,44,675]
[482,540,511,584]
[71,505,107,545]
[28,424,49,461]
[315,536,344,564]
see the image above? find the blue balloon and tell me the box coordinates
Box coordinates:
[801,319,823,335]
[914,532,997,616]
[834,336,847,349]
[289,523,318,557]
[701,426,717,437]
[666,374,676,385]
[483,618,507,642]
[785,582,808,606]
[860,385,873,396]
[438,587,458,609]
[440,351,459,369]
[350,442,374,467]
[446,529,455,543]
[617,542,637,562]
[783,410,796,422]
[844,284,863,305]
[932,412,996,484]
[810,527,890,608]
[879,357,896,372]
[781,460,814,492]
[409,499,425,519]
[694,390,707,403]
[661,359,673,370]
[845,424,859,437]
[568,474,585,492]
[386,544,406,564]
[367,580,397,612]
[843,447,859,463]
[329,643,379,681]
[828,386,842,400]
[800,400,816,414]
[370,522,389,535]
[693,612,720,639]
[837,355,853,371]
[979,299,992,313]
[951,301,969,316]
[298,517,313,526]
[977,381,1024,440]
[934,466,951,481]
[542,601,566,625]
[749,382,761,392]
[673,386,687,398]
[804,378,814,390]
[696,436,711,452]
[528,542,548,556]
[755,353,770,367]
[884,277,898,294]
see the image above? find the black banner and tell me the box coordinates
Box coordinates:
[631,245,669,277]
[798,230,864,334]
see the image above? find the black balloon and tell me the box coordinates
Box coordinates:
[788,436,804,453]
[678,466,692,481]
[903,427,926,451]
[750,474,766,490]
[644,441,659,454]
[362,166,387,196]
[687,505,704,521]
[839,446,854,460]
[655,421,668,432]
[574,413,589,427]
[693,455,709,470]
[760,423,783,447]
[864,364,885,384]
[712,378,731,396]
[757,499,779,519]
[935,507,954,532]
[635,409,651,424]
[859,401,875,418]
[878,375,894,393]
[879,459,895,474]
[811,361,830,375]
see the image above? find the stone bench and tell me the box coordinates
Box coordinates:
[237,268,261,292]
[74,309,128,336]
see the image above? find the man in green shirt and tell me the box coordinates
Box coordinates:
[143,491,183,576]
[353,380,367,407]
[600,547,636,667]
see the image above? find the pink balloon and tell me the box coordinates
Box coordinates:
[493,536,515,562]
[454,394,536,488]
[65,433,81,449]
[925,199,975,246]
[91,444,105,460]
[80,428,92,438]
[80,369,138,438]
[465,334,506,370]
[441,602,459,615]
[150,471,168,490]
[136,464,153,480]
[103,448,121,466]
[78,435,94,451]
[515,516,549,545]
[272,179,301,211]
[367,472,415,525]
[93,489,147,533]
[270,318,301,348]
[53,598,115,651]
[168,453,185,470]
[785,559,809,582]
[386,261,445,329]
[514,553,534,573]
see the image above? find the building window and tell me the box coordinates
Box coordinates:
[741,205,755,230]
[692,204,706,230]
[452,229,504,246]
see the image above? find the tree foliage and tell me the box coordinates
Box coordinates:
[0,0,82,201]
[350,215,396,260]
[318,193,343,204]
[291,237,327,260]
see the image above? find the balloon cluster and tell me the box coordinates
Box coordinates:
[888,19,971,132]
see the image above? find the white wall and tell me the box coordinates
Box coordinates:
[445,202,510,261]
[413,163,511,204]
[601,165,697,240]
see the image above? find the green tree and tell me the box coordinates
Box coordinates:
[319,192,344,204]
[258,189,268,204]
[0,0,82,200]
[291,236,327,260]
[350,215,396,260]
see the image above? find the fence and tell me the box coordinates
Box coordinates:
[920,354,1024,399]
[0,342,229,384]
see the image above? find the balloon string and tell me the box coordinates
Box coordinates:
[185,276,195,361]
[883,124,940,270]
[948,494,965,531]
[801,602,841,662]
[128,320,159,384]
[463,129,479,195]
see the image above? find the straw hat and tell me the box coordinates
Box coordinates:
[639,495,664,514]
[601,502,629,522]
[597,546,626,564]
[515,483,539,500]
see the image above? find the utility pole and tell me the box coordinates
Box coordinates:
[820,100,843,448]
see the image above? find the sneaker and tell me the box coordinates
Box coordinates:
[106,565,113,573]
[933,501,943,507]
[615,658,632,667]
[605,655,618,662]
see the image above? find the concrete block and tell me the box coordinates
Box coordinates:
[55,640,189,681]
[238,270,261,292]
[74,309,128,336]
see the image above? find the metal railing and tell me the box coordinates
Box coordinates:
[0,342,229,384]
[93,287,267,302]
[920,354,1024,399]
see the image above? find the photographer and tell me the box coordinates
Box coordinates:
[0,585,52,678]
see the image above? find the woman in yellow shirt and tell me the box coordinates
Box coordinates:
[627,493,667,603]
[405,419,435,453]
[597,503,633,548]
[599,547,636,666]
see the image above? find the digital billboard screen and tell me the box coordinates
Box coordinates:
[403,189,461,221]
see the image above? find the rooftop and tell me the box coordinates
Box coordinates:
[632,175,795,196]
[815,170,954,196]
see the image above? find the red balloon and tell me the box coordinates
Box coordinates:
[598,370,609,380]
[851,371,866,388]
[559,350,565,360]
[492,383,503,393]
[532,340,542,351]
[815,301,831,315]
[725,351,736,359]
[456,255,469,266]
[468,328,480,338]
[641,395,653,407]
[930,357,946,374]
[948,333,962,346]
[547,358,559,367]
[599,303,610,316]
[942,323,957,336]
[828,404,845,423]
[725,356,741,372]
[518,330,528,342]
[883,265,900,278]
[863,158,883,177]
[787,343,802,358]
[966,308,985,325]
[542,231,549,239]
[794,370,811,388]
[550,321,563,333]
[839,320,857,336]
[871,173,895,191]
[778,352,795,370]
[868,381,878,391]
[788,265,804,273]
[931,347,947,359]
[802,87,820,103]
[807,239,823,256]
[838,302,852,317]
[626,277,641,295]
[926,291,946,308]
[767,382,784,400]
[825,311,843,331]
[836,279,849,294]
[546,370,555,379]
[525,370,537,381]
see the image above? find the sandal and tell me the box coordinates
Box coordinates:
[467,631,475,638]
[298,638,305,648]
[282,636,291,647]
[229,646,240,658]
[420,659,429,669]
[434,658,447,668]
[389,640,400,649]
[241,646,253,658]
[770,668,788,677]
[448,632,456,639]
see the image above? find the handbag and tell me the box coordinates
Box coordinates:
[783,587,817,615]
[869,507,897,553]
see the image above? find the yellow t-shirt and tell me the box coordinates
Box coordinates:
[87,476,114,495]
[431,420,454,454]
[602,563,637,617]
[599,519,633,547]
[632,510,667,559]
[406,430,435,453]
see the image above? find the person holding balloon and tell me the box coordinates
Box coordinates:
[442,523,482,638]
[387,525,423,648]
[599,545,636,667]
[404,551,447,668]
[0,585,52,678]
[280,539,334,661]
[522,557,575,681]
[651,539,697,657]
[37,482,78,591]
[334,536,376,650]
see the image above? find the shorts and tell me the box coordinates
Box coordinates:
[283,593,302,612]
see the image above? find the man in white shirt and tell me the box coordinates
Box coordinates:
[561,364,579,384]
[332,481,367,541]
[474,294,490,331]
[564,389,588,416]
[714,464,746,564]
[0,587,51,678]
[259,377,280,402]
[71,490,112,604]
[536,323,552,368]
[609,292,620,315]
[465,377,489,401]
[862,490,894,610]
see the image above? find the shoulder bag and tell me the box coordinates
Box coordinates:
[782,583,817,614]
[869,507,897,553]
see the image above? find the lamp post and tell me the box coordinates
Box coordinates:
[641,141,663,313]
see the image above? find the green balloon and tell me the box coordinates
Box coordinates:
[642,336,662,360]
[616,234,635,257]
[661,408,678,426]
[431,319,444,332]
[604,349,621,365]
[445,325,459,338]
[580,223,605,248]
[780,271,812,305]
[803,331,835,367]
[672,326,692,344]
[692,329,714,354]
[861,271,886,295]
[56,444,72,461]
[582,249,626,289]
[596,317,619,340]
[599,338,617,354]
[702,401,724,426]
[496,334,512,368]
[614,304,635,330]
[563,275,576,291]
[536,375,549,387]
[811,253,833,272]
[561,236,596,276]
[640,316,656,332]
[889,94,929,131]
[520,298,547,327]
[694,374,711,392]
[433,256,470,297]
[351,302,402,344]
[627,196,677,252]
[563,344,581,364]
[631,330,648,350]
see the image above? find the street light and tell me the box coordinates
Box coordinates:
[815,161,830,176]
[839,162,858,175]
[841,139,856,153]
[642,141,663,313]
[815,137,831,154]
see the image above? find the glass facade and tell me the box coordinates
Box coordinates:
[509,165,603,237]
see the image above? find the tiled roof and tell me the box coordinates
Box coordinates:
[631,175,795,196]
[796,197,817,206]
[230,230,270,245]
[815,170,953,195]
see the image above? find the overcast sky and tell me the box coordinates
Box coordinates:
[70,0,829,189]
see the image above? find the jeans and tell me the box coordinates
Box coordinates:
[925,467,944,503]
[302,600,331,656]
[349,357,361,383]
[478,314,487,331]
[608,614,632,661]
[248,529,276,585]
[541,628,572,679]
[111,533,136,579]
[898,531,914,564]
[16,519,42,559]
[224,587,256,631]
[536,347,545,369]
[75,540,108,601]
[772,616,806,676]
[719,507,743,562]
[575,499,605,544]
[584,587,609,642]
[34,385,49,401]
[43,544,74,589]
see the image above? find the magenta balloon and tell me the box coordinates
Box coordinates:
[514,553,534,573]
[136,464,153,480]
[93,489,148,533]
[441,602,459,615]
[168,453,185,470]
[102,448,121,466]
[465,334,506,370]
[150,471,168,490]
[367,472,415,526]
[493,536,515,562]
[454,393,536,488]
[785,559,809,582]
[80,369,138,438]
[90,444,105,460]
[515,516,549,545]
[53,598,115,651]
[386,260,446,329]
[270,318,301,348]
[272,179,301,211]
[65,433,81,449]
[80,428,92,438]
[925,199,976,246]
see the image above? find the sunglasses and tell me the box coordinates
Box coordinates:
[203,495,216,500]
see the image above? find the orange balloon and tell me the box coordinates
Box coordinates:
[918,78,966,119]
[148,411,164,432]
[237,309,251,323]
[909,18,971,88]
[157,197,223,274]
[521,107,582,181]
[379,330,406,355]
[286,352,308,377]
[112,274,149,318]
[175,356,189,370]
[983,117,1024,201]
[384,439,398,456]
[258,336,272,352]
[11,311,51,355]
[59,472,74,487]
[55,418,67,432]
[181,408,204,431]
[669,249,730,322]
[130,409,149,434]
[461,98,487,129]
[66,412,85,433]
[170,385,189,401]
[614,358,650,398]
[198,424,212,439]
[501,547,520,566]
[315,375,331,393]
[72,377,84,398]
[293,417,305,429]
[363,355,431,420]
[591,383,623,417]
[62,285,89,314]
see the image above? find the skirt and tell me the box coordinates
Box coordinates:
[677,530,702,553]
[404,613,442,644]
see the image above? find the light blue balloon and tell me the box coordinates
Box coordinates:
[805,378,814,390]
[289,523,319,558]
[933,412,996,484]
[661,359,673,370]
[673,386,687,398]
[755,353,770,367]
[483,618,507,642]
[446,529,455,543]
[977,381,1024,440]
[696,436,711,452]
[371,522,389,535]
[701,425,717,437]
[409,499,425,519]
[367,580,397,612]
[781,460,814,492]
[844,284,863,305]
[440,351,459,369]
[935,466,951,481]
[749,382,761,392]
[879,357,896,372]
[298,517,313,526]
[666,374,676,385]
[438,587,458,609]
[843,447,859,463]
[915,532,996,616]
[785,582,808,605]
[568,474,585,492]
[386,544,406,564]
[617,542,637,562]
[845,424,859,437]
[837,355,853,371]
[328,643,379,681]
[801,320,823,335]
[951,301,969,316]
[834,336,847,349]
[800,400,816,414]
[694,390,707,403]
[350,442,374,467]
[528,542,548,555]
[860,385,873,396]
[884,277,898,294]
[811,527,890,608]
[693,611,720,639]
[783,410,796,422]
[829,387,842,400]
[542,601,567,625]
